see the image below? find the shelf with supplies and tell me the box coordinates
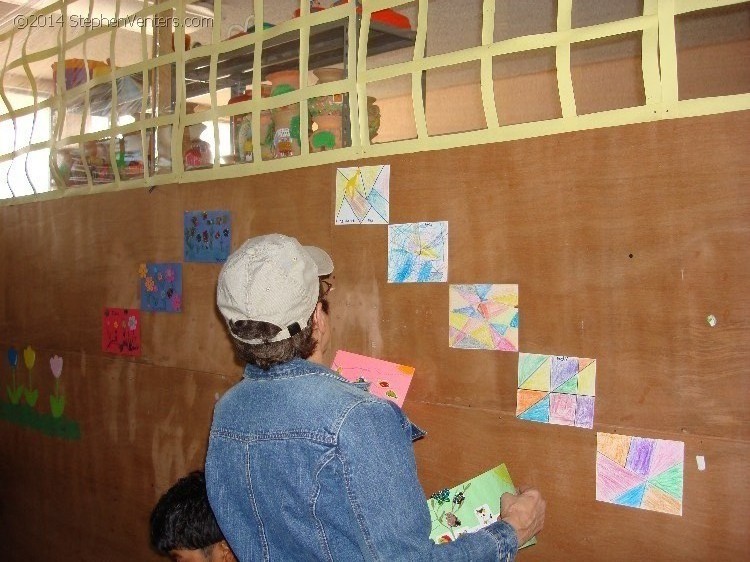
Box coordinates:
[184,20,416,99]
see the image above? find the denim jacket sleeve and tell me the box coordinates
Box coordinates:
[337,399,519,561]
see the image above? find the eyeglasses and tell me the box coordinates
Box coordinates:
[319,279,334,299]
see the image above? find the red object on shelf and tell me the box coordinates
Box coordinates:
[297,1,411,30]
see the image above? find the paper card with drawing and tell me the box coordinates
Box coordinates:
[331,350,414,407]
[428,463,536,548]
[596,432,684,516]
[388,221,448,283]
[335,165,390,225]
[102,308,141,356]
[139,263,183,312]
[449,284,518,351]
[516,353,596,429]
[184,210,231,263]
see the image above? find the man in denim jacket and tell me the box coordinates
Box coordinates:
[206,234,545,561]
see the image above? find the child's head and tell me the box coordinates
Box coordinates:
[150,470,236,562]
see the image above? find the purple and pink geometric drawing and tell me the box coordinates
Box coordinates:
[596,432,684,516]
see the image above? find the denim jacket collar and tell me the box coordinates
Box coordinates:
[242,359,426,441]
[243,358,346,381]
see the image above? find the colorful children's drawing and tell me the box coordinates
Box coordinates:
[184,210,231,262]
[102,308,142,356]
[139,263,182,312]
[388,221,448,283]
[596,432,684,516]
[449,284,518,351]
[335,165,390,224]
[428,463,536,548]
[516,353,596,429]
[331,350,414,407]
[0,347,81,440]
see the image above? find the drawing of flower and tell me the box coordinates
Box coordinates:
[145,276,156,292]
[50,355,63,378]
[430,489,451,505]
[452,492,465,507]
[128,315,137,331]
[445,512,461,527]
[22,345,38,407]
[438,535,453,544]
[165,268,175,283]
[138,263,148,278]
[6,346,23,405]
[171,294,182,311]
[7,346,18,368]
[157,272,163,281]
[49,355,65,418]
[23,346,35,370]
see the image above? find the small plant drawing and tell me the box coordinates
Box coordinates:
[49,355,65,418]
[428,483,472,541]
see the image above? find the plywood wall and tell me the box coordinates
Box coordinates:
[1,109,748,560]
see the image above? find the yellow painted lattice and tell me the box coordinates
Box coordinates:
[0,0,748,205]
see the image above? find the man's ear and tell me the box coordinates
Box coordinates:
[218,540,235,562]
[313,301,326,332]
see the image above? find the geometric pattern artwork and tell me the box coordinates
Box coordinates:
[102,308,141,356]
[596,432,684,516]
[428,463,536,549]
[388,221,448,283]
[449,284,518,350]
[335,165,390,225]
[331,350,414,408]
[139,263,183,313]
[516,353,596,428]
[183,210,231,263]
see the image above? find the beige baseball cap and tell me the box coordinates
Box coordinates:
[217,234,334,344]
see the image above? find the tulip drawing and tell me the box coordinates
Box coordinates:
[49,355,65,418]
[22,345,38,407]
[6,346,23,404]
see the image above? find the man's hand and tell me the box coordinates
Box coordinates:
[499,486,546,546]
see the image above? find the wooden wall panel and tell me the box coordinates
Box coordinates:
[1,110,748,561]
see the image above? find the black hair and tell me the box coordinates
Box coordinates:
[149,470,225,555]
